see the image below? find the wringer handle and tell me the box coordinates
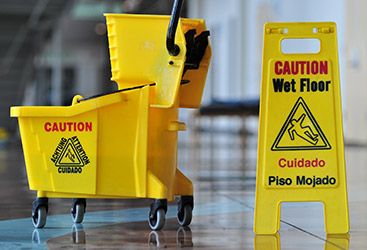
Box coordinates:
[166,0,184,56]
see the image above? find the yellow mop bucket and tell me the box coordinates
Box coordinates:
[11,88,150,197]
[11,0,211,231]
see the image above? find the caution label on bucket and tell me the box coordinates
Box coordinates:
[254,22,349,234]
[51,136,90,174]
[44,122,93,132]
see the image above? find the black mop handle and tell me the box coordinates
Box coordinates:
[166,0,184,56]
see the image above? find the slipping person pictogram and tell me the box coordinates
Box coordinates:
[288,114,318,145]
[271,97,331,151]
[65,148,76,163]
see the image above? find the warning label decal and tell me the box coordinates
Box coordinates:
[51,136,90,174]
[56,140,83,166]
[271,97,331,151]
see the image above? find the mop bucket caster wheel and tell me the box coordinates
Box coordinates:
[149,199,167,231]
[71,198,86,224]
[177,205,192,227]
[149,208,166,231]
[177,196,194,227]
[32,206,47,229]
[32,198,48,228]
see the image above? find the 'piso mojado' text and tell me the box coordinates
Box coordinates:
[268,175,336,188]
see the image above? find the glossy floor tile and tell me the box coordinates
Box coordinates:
[0,128,365,249]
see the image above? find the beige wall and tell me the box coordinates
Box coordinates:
[344,0,367,143]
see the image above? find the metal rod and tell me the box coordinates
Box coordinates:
[166,0,184,56]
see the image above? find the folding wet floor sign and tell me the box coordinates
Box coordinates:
[254,22,349,234]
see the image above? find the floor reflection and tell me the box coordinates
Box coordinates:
[148,227,193,248]
[254,233,280,250]
[325,234,349,250]
[45,222,194,249]
[32,229,41,244]
[71,224,86,244]
[254,233,349,250]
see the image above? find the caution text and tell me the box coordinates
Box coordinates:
[44,122,92,132]
[274,60,328,75]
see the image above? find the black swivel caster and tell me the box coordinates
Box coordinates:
[148,199,167,230]
[177,196,193,227]
[32,197,48,228]
[71,198,86,224]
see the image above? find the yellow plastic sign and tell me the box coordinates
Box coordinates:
[254,22,349,234]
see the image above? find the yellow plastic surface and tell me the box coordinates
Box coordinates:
[105,14,211,108]
[12,88,148,197]
[10,13,211,201]
[179,19,212,108]
[254,22,349,234]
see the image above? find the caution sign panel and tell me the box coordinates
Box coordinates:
[254,22,349,234]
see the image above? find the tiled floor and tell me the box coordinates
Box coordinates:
[0,126,364,249]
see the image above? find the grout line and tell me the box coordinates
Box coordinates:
[220,193,347,250]
[280,220,346,250]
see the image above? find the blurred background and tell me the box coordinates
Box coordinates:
[0,0,365,248]
[1,0,365,146]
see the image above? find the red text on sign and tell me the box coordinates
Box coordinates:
[44,122,92,132]
[278,157,326,168]
[274,60,328,75]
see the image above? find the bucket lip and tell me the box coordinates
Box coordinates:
[10,86,150,118]
[10,106,69,117]
[103,13,172,20]
[103,14,205,24]
[10,90,122,118]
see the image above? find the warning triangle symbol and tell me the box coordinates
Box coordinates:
[56,139,84,166]
[271,97,331,151]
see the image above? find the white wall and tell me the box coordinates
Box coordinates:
[188,0,345,102]
[35,17,108,106]
[344,0,367,143]
[188,0,247,103]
